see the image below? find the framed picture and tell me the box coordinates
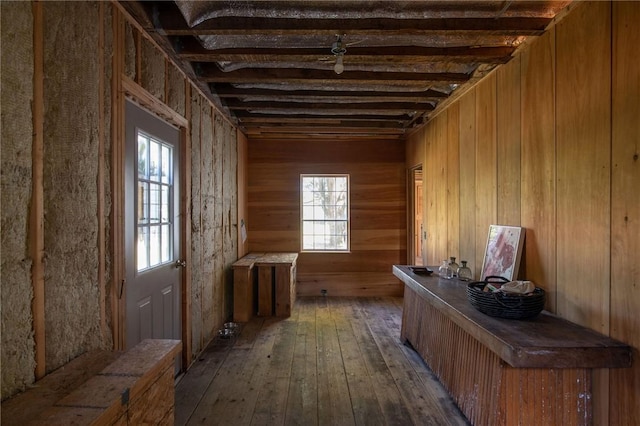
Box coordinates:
[480,225,525,281]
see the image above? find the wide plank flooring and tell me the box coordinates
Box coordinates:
[175,297,470,426]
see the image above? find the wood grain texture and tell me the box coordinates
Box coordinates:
[520,29,557,311]
[395,266,631,369]
[447,105,461,259]
[610,2,640,424]
[257,265,273,316]
[247,138,406,297]
[556,1,611,335]
[177,297,466,425]
[458,92,477,275]
[402,284,597,426]
[474,74,497,275]
[496,56,521,228]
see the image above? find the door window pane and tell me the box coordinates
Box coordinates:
[137,131,174,272]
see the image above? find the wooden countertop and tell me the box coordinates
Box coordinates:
[393,265,632,369]
[233,252,298,268]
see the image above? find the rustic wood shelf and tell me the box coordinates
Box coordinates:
[393,265,632,426]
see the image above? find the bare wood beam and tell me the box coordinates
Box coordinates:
[213,85,449,102]
[197,65,470,84]
[233,110,413,121]
[176,41,515,65]
[224,99,434,112]
[157,15,550,36]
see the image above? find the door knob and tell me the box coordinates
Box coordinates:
[175,259,186,268]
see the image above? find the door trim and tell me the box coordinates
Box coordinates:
[114,76,192,368]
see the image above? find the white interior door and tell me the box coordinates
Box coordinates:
[124,100,182,353]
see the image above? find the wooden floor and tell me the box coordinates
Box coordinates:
[175,297,470,426]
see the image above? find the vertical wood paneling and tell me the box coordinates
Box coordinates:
[520,29,557,310]
[610,2,640,424]
[556,1,611,333]
[402,286,593,426]
[434,114,448,259]
[496,56,522,228]
[475,75,497,275]
[458,93,477,275]
[424,123,438,265]
[447,105,460,259]
[405,127,425,169]
[248,138,405,296]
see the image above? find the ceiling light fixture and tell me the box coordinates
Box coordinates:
[331,35,346,75]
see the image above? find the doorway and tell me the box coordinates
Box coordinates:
[124,101,182,354]
[409,166,424,265]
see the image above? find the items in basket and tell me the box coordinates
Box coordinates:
[467,276,545,320]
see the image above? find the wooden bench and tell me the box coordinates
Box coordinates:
[233,252,298,321]
[393,265,632,426]
[1,339,181,425]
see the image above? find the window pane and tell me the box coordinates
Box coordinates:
[301,174,349,252]
[150,140,160,181]
[161,145,171,184]
[137,227,149,271]
[138,135,148,178]
[138,181,149,224]
[149,183,160,223]
[150,226,160,266]
[161,224,171,262]
[161,185,170,223]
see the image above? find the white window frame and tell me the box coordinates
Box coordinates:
[300,174,351,253]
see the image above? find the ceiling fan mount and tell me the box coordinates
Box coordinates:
[331,35,347,74]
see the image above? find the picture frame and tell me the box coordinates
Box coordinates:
[480,225,525,281]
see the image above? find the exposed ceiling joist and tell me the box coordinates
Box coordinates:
[119,0,572,140]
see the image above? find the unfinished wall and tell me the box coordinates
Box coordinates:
[0,1,36,399]
[188,93,238,357]
[407,1,639,422]
[42,0,107,371]
[1,1,240,399]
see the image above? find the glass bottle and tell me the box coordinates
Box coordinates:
[438,260,453,279]
[448,257,459,277]
[457,260,473,281]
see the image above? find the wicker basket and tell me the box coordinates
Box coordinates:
[466,276,545,320]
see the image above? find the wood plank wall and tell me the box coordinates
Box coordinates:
[405,2,639,423]
[247,138,406,297]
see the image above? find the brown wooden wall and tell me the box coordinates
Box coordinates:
[247,138,406,297]
[405,2,639,423]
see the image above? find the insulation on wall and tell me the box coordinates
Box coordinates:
[200,102,216,339]
[124,21,136,80]
[0,1,36,400]
[140,36,165,102]
[167,64,186,117]
[223,121,238,317]
[42,1,108,371]
[190,93,203,355]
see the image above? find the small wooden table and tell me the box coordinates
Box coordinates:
[393,265,632,426]
[233,252,298,321]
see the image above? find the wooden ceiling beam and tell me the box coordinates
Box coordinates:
[224,99,434,112]
[157,15,550,36]
[174,37,514,65]
[197,64,470,84]
[233,110,413,121]
[212,84,449,100]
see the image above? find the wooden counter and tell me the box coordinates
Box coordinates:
[393,265,632,426]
